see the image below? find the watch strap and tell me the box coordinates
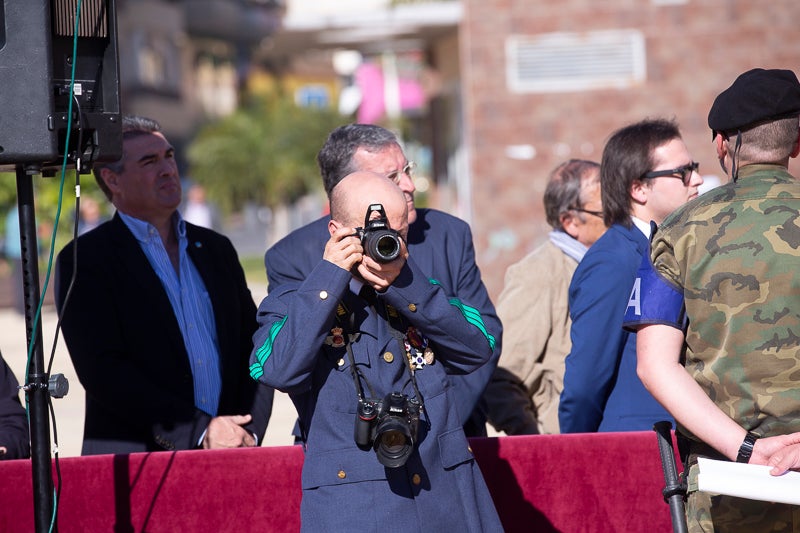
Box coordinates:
[736,432,759,463]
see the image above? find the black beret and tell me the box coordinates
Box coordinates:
[708,68,800,136]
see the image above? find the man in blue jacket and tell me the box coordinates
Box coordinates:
[265,124,500,437]
[250,171,501,531]
[559,118,702,432]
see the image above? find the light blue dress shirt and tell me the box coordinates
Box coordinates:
[119,212,222,416]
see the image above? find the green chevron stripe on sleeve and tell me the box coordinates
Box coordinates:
[249,316,288,380]
[448,298,497,350]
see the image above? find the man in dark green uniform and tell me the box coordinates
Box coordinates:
[624,68,800,531]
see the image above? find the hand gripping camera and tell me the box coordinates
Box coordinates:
[354,392,421,468]
[354,204,402,263]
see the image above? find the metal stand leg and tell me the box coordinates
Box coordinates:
[16,165,54,533]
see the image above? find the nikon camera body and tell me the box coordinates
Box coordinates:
[354,203,402,263]
[354,392,421,468]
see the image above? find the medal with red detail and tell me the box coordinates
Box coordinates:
[404,326,434,370]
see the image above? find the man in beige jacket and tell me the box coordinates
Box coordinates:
[484,159,606,434]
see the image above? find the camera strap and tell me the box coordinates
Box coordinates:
[335,291,424,409]
[345,341,373,401]
[335,292,384,402]
[334,297,374,402]
[380,298,425,407]
[388,327,424,410]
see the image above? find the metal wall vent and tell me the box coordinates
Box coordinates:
[506,30,646,93]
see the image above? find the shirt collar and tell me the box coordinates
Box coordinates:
[349,277,364,295]
[548,230,587,263]
[119,211,186,243]
[630,216,652,239]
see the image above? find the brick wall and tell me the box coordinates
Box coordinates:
[461,0,800,300]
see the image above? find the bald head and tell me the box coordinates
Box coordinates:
[330,171,408,237]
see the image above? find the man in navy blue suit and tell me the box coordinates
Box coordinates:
[250,171,501,531]
[265,124,501,436]
[559,118,702,433]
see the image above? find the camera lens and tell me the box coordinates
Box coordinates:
[375,233,400,261]
[364,230,401,263]
[373,417,413,468]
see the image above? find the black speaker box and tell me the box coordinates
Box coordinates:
[0,0,121,171]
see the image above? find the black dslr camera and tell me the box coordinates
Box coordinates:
[354,204,402,263]
[354,392,421,468]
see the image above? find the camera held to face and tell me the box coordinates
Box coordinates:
[354,392,421,468]
[354,204,402,263]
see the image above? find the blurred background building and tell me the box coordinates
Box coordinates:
[2,0,799,306]
[116,0,284,163]
[461,0,800,298]
[241,0,800,299]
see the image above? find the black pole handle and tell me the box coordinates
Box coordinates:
[653,421,688,533]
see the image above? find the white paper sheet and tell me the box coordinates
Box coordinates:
[697,457,800,505]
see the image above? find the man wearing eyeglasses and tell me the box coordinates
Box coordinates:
[559,118,703,433]
[264,124,501,438]
[625,69,800,531]
[484,159,605,435]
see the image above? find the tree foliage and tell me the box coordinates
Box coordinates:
[0,169,109,252]
[187,91,345,213]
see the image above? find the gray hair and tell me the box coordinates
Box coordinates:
[317,124,401,196]
[93,115,163,200]
[543,159,600,230]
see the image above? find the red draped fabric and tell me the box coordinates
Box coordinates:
[0,432,674,532]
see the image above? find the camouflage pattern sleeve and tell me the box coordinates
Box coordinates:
[651,166,800,438]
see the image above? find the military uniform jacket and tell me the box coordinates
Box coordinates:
[648,164,800,438]
[264,208,502,433]
[249,259,502,532]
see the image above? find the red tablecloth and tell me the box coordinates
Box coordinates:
[0,432,674,532]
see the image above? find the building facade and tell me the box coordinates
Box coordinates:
[461,0,800,298]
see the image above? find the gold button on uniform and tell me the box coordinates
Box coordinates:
[412,474,421,485]
[408,303,417,312]
[383,352,394,363]
[338,470,346,479]
[467,445,473,454]
[319,290,328,300]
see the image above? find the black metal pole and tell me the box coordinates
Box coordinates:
[654,421,688,533]
[16,165,54,533]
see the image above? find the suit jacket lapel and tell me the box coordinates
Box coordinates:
[108,213,188,365]
[185,226,235,388]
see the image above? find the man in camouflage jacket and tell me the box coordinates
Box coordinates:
[624,68,800,531]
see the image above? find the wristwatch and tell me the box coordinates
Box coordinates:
[736,432,759,463]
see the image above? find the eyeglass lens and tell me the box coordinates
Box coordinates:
[388,161,414,182]
[678,162,699,184]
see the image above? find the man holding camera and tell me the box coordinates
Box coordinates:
[249,171,501,531]
[265,123,501,438]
